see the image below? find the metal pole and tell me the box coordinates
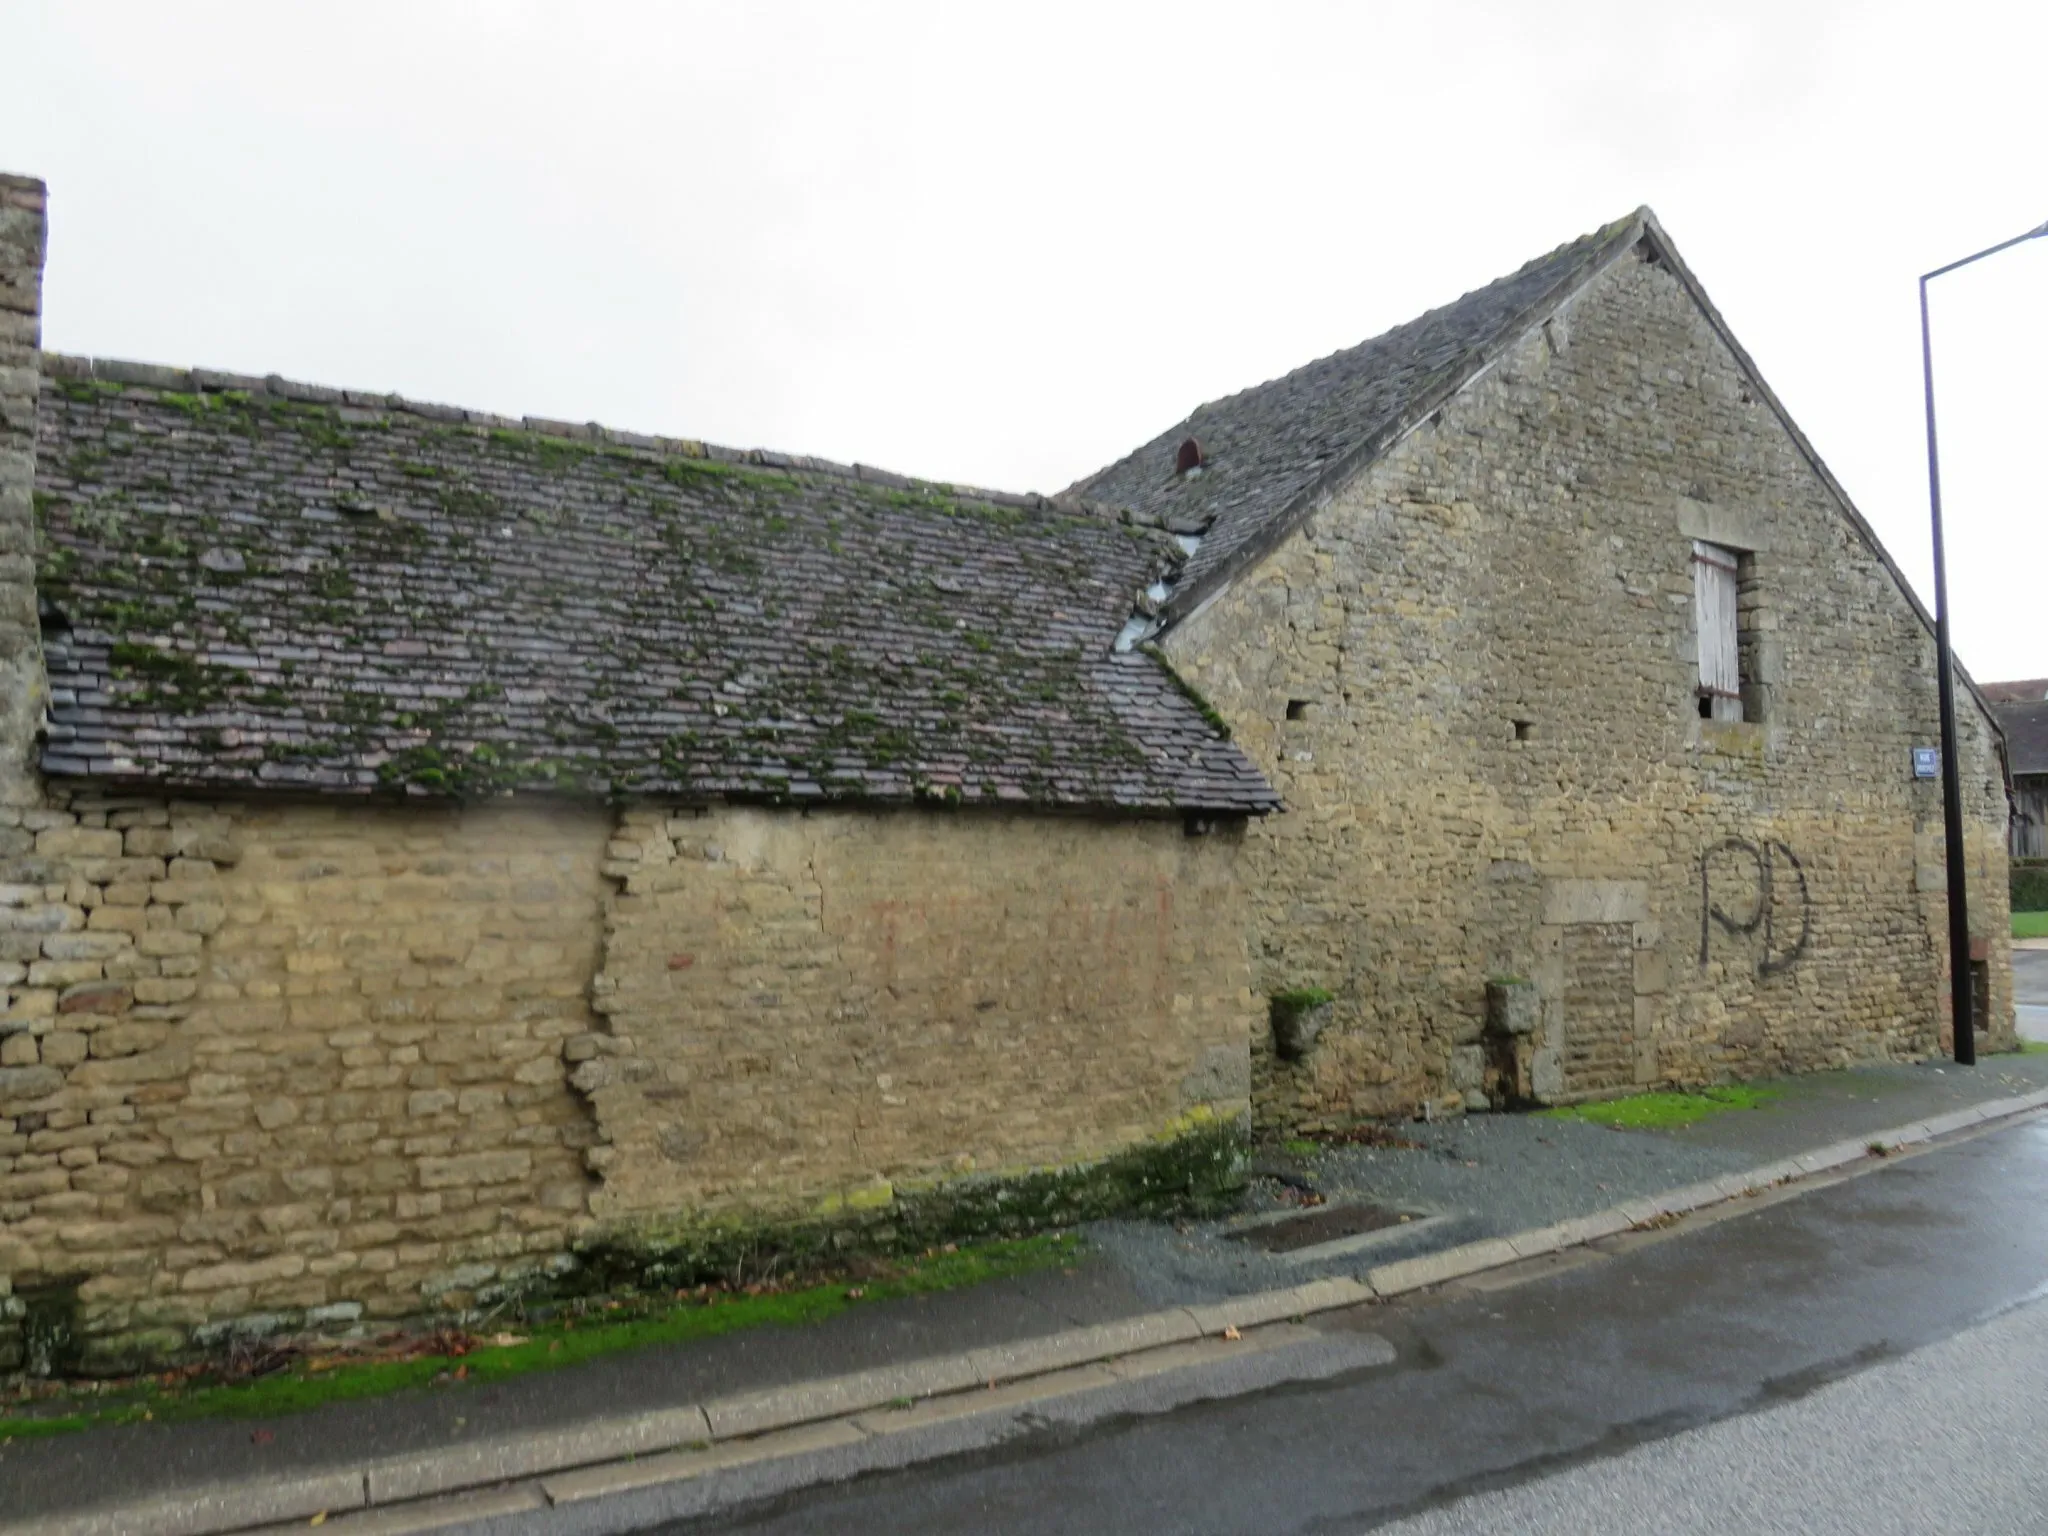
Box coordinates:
[1920,274,1974,1065]
[1918,219,2047,1064]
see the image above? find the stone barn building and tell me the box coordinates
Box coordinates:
[0,172,1276,1370]
[1074,208,2015,1131]
[0,169,2018,1369]
[1982,680,2048,858]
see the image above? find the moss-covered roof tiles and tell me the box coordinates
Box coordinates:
[31,356,1277,814]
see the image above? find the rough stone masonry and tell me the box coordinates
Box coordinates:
[0,173,1269,1373]
[0,179,2017,1373]
[1116,218,2015,1130]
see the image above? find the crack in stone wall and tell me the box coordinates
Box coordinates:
[578,805,1255,1226]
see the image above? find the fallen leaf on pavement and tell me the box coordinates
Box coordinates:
[487,1333,527,1348]
[1222,1326,1242,1341]
[251,1428,274,1445]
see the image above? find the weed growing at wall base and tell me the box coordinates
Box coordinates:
[0,1233,1083,1442]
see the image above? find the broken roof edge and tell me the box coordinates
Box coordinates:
[36,350,1064,520]
[1143,209,1650,632]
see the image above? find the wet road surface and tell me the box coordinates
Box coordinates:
[1373,1290,2048,1534]
[2015,948,2048,1042]
[657,1115,2048,1535]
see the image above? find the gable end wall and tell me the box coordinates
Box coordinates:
[1163,242,2012,1128]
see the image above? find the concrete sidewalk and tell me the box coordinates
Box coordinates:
[4,1051,2046,1534]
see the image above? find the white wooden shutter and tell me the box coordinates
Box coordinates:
[1693,540,1742,722]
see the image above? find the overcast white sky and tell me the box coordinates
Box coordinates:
[5,2,2044,677]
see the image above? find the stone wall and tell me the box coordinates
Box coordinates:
[0,792,1252,1369]
[1161,240,2014,1130]
[0,794,609,1370]
[0,174,44,809]
[578,805,1253,1224]
[0,173,1260,1369]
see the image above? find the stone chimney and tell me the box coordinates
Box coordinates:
[0,174,46,806]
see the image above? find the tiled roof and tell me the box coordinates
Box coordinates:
[1981,679,2048,706]
[1992,701,2048,779]
[31,356,1278,814]
[1068,212,1646,622]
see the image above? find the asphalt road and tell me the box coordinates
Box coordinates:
[654,1114,2048,1536]
[2015,947,2048,1042]
[1373,1291,2048,1535]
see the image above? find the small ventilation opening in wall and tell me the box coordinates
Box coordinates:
[1176,437,1204,476]
[1286,699,1314,722]
[1513,719,1533,742]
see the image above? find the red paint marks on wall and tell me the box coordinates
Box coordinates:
[668,953,695,971]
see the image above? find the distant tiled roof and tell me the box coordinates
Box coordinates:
[31,357,1278,814]
[1992,701,2048,779]
[1068,212,1646,622]
[1981,678,2048,706]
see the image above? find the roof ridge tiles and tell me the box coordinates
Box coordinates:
[37,350,1053,514]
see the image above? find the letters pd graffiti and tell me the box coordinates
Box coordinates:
[1699,838,1811,976]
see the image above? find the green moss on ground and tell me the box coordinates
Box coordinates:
[579,1118,1246,1293]
[0,1232,1082,1443]
[1538,1084,1781,1130]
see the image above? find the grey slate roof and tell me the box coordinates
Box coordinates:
[30,356,1278,814]
[1982,678,2048,706]
[1068,212,1645,621]
[1991,701,2048,779]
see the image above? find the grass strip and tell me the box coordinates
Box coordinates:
[1538,1084,1780,1130]
[0,1231,1080,1442]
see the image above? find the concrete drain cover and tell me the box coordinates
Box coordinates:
[1229,1203,1422,1253]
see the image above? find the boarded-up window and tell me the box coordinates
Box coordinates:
[1693,540,1742,722]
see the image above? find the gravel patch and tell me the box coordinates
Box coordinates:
[1088,1114,1755,1308]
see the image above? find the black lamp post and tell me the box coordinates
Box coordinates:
[1920,218,2048,1066]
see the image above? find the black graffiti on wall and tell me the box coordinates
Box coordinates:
[1699,838,1812,976]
